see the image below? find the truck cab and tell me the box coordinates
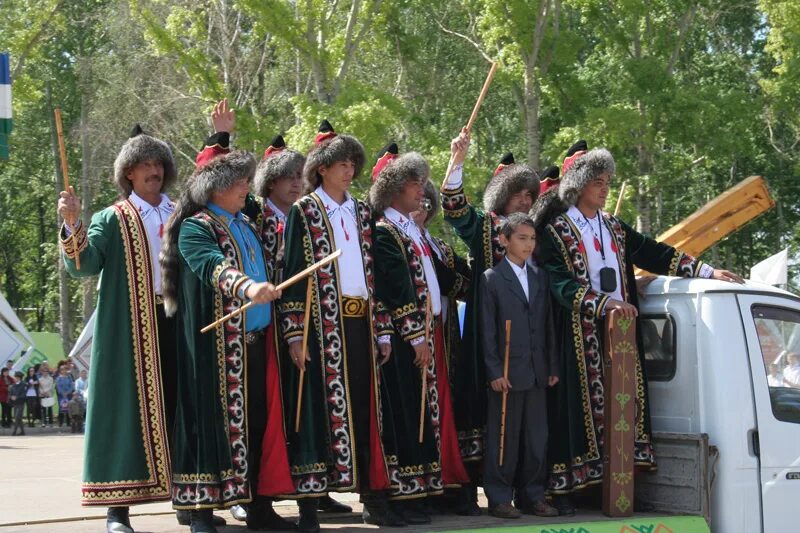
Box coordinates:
[640,277,800,533]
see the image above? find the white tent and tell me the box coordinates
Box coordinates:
[68,310,95,372]
[0,290,34,368]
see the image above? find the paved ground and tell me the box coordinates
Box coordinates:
[0,431,671,532]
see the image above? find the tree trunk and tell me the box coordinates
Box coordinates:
[46,83,73,352]
[523,64,541,168]
[80,70,95,324]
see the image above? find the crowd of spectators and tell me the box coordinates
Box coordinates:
[0,357,87,436]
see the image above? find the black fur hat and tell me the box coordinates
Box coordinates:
[113,124,176,197]
[188,150,257,205]
[368,152,429,215]
[254,149,305,197]
[558,148,615,207]
[482,164,539,215]
[302,134,365,194]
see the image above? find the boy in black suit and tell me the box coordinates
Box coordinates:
[480,213,559,519]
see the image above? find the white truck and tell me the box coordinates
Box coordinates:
[633,276,800,533]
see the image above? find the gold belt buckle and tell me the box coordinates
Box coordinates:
[342,297,367,318]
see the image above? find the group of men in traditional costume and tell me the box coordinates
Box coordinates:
[58,98,743,533]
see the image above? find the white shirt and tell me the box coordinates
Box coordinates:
[129,192,174,295]
[567,206,623,303]
[505,257,529,301]
[768,373,786,387]
[314,187,368,299]
[783,364,800,388]
[424,228,449,321]
[266,197,287,224]
[384,208,442,317]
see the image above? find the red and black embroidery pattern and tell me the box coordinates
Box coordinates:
[171,210,251,508]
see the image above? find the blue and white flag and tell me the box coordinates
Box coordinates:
[0,53,12,160]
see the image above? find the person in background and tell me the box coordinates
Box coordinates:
[75,369,89,400]
[55,365,75,427]
[24,367,39,427]
[69,392,85,433]
[10,372,27,436]
[0,367,13,428]
[38,366,55,427]
[782,353,800,389]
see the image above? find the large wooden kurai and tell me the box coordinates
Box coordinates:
[499,319,511,466]
[54,108,80,270]
[200,249,342,333]
[294,282,314,432]
[602,310,637,517]
[440,62,498,192]
[419,297,433,443]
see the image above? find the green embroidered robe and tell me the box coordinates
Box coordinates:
[373,219,444,500]
[61,200,171,506]
[539,212,707,494]
[171,209,269,509]
[278,192,393,496]
[441,186,505,462]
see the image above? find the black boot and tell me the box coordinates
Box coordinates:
[177,509,226,527]
[455,484,481,516]
[190,509,218,533]
[395,499,431,525]
[551,494,576,516]
[106,506,133,533]
[318,494,353,513]
[247,496,294,530]
[362,494,407,527]
[297,498,321,533]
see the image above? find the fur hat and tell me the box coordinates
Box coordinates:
[302,134,366,194]
[530,187,568,230]
[558,148,615,207]
[422,179,440,225]
[113,125,177,197]
[482,164,539,215]
[161,152,255,317]
[368,152,429,215]
[254,149,305,197]
[188,150,257,205]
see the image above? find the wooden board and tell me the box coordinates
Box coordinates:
[635,176,773,275]
[602,311,637,517]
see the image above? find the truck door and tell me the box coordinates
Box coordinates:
[737,294,800,533]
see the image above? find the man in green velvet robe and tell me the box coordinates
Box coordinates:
[370,151,470,524]
[193,108,353,526]
[161,150,286,533]
[534,147,743,514]
[440,130,540,514]
[279,123,400,530]
[58,127,179,533]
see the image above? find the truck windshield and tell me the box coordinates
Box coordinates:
[752,305,800,424]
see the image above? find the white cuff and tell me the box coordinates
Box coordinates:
[699,264,714,279]
[378,335,391,345]
[287,336,302,345]
[410,336,426,346]
[63,220,82,236]
[238,279,254,299]
[444,164,463,189]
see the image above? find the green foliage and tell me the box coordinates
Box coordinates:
[1,0,799,343]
